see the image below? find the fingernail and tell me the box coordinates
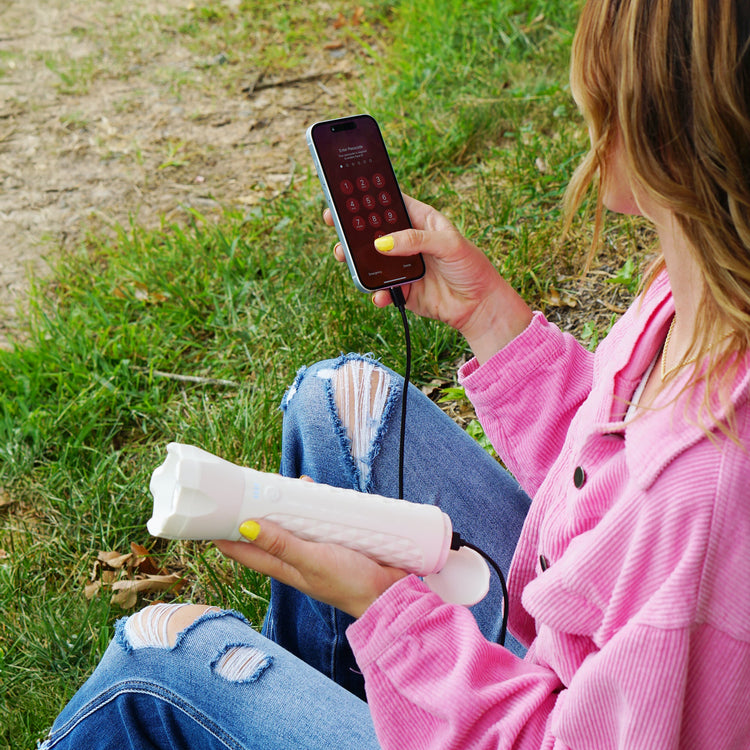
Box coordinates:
[374,235,394,253]
[239,520,261,541]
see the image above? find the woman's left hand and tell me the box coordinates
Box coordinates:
[214,519,408,619]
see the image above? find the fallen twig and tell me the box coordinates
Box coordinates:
[133,366,240,388]
[243,70,350,95]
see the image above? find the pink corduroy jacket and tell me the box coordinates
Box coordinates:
[347,271,750,749]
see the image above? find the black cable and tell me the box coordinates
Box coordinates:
[389,286,410,501]
[451,532,510,647]
[388,286,510,647]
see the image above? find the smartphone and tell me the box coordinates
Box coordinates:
[306,114,425,293]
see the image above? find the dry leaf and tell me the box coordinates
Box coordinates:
[98,550,132,569]
[84,580,101,600]
[546,289,562,307]
[545,289,578,308]
[333,7,364,29]
[110,574,185,609]
[111,574,185,592]
[110,587,138,609]
[89,545,187,608]
[130,542,160,576]
[420,377,452,401]
[112,281,169,304]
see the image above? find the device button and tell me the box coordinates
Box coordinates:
[264,486,281,503]
[340,179,354,195]
[356,176,370,191]
[345,197,360,213]
[352,216,366,231]
[368,213,382,228]
[384,209,398,224]
[362,194,376,209]
[372,173,386,188]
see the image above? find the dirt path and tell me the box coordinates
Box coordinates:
[0,0,359,346]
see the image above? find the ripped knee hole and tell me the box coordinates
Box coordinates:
[331,360,391,464]
[122,603,273,683]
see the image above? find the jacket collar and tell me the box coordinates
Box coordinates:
[590,272,749,491]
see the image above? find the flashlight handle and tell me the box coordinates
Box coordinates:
[241,470,452,574]
[148,443,452,576]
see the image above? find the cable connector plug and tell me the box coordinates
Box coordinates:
[450,531,510,647]
[389,285,407,310]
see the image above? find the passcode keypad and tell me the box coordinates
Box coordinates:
[341,173,396,237]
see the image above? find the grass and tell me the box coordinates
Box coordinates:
[0,0,647,746]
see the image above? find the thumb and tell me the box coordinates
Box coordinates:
[237,518,298,565]
[373,229,421,256]
[215,518,308,587]
[373,228,457,260]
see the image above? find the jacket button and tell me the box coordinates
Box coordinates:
[573,466,586,488]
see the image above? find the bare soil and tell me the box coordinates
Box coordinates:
[0,0,360,346]
[0,0,643,353]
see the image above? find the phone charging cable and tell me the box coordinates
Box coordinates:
[387,285,509,647]
[388,286,410,500]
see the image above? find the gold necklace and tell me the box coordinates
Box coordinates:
[660,316,732,381]
[660,317,681,381]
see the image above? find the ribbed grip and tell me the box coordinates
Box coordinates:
[265,513,428,572]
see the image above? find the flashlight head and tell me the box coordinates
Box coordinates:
[147,443,245,540]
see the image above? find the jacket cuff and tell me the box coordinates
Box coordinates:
[347,575,441,668]
[458,311,567,403]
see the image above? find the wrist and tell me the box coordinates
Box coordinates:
[460,283,533,364]
[347,569,409,619]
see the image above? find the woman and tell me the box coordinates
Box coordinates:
[41,0,750,747]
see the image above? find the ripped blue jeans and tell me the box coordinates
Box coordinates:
[39,355,531,749]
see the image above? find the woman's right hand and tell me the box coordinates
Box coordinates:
[326,195,533,364]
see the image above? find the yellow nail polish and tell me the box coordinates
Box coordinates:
[374,235,394,253]
[239,520,261,541]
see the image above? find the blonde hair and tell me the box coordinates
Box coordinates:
[564,0,750,429]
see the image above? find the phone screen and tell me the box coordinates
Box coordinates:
[307,115,425,292]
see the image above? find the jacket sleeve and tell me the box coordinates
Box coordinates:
[459,313,593,497]
[347,577,750,750]
[347,576,564,750]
